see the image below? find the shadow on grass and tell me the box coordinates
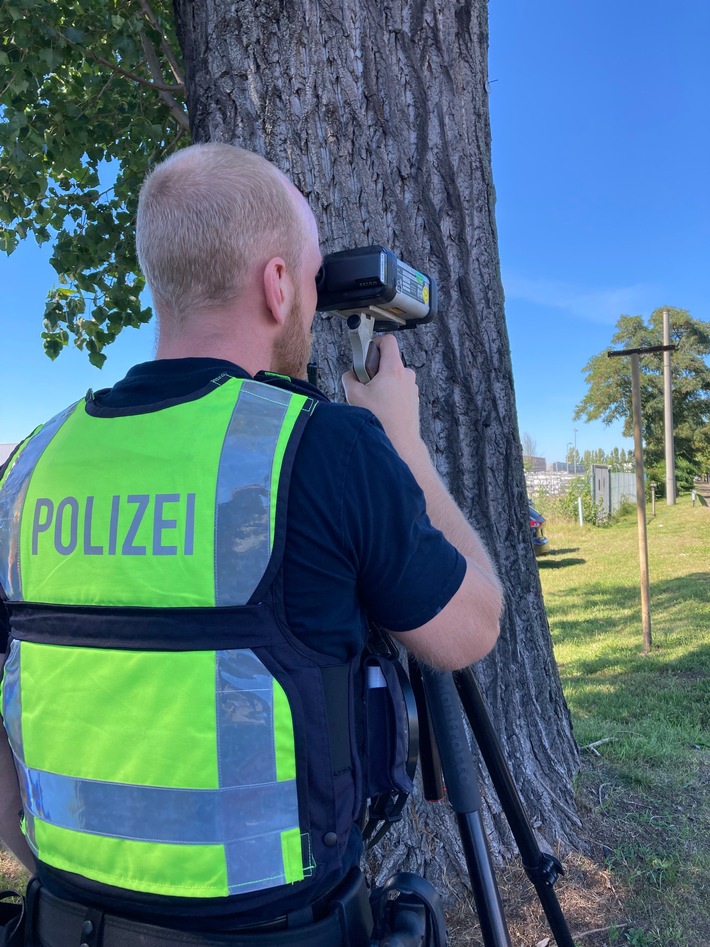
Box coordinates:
[544,547,581,556]
[537,557,586,569]
[564,638,710,680]
[561,658,710,703]
[548,572,710,677]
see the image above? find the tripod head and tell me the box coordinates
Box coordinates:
[316,246,437,382]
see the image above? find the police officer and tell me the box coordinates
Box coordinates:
[0,143,502,945]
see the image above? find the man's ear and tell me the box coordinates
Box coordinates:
[263,257,293,327]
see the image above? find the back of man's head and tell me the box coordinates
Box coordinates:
[136,143,303,323]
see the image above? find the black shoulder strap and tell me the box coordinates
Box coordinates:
[361,627,419,849]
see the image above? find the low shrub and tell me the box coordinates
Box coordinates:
[646,457,697,498]
[530,477,604,525]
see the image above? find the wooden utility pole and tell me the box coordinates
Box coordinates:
[608,343,676,654]
[663,307,677,504]
[629,352,652,654]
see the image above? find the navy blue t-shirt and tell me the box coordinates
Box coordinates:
[0,358,465,929]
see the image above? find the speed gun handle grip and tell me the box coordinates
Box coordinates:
[364,339,406,380]
[365,344,381,379]
[347,314,406,383]
[347,314,375,383]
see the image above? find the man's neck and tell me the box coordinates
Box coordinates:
[155,322,274,378]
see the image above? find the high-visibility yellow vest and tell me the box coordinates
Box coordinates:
[0,376,360,900]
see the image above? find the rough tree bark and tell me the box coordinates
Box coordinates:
[172,0,581,902]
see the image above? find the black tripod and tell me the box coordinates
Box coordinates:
[406,660,576,947]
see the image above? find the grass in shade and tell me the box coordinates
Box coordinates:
[528,492,709,947]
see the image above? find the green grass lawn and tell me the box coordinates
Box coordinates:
[537,494,709,946]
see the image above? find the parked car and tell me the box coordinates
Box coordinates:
[529,504,550,555]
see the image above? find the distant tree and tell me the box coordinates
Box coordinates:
[582,448,604,468]
[521,431,538,470]
[583,447,631,470]
[575,308,710,470]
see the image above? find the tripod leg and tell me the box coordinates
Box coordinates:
[419,666,511,947]
[454,668,576,947]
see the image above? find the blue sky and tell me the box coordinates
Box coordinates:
[488,0,709,461]
[2,1,709,465]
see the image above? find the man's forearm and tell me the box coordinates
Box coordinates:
[343,337,502,666]
[0,727,35,872]
[0,665,36,872]
[341,335,501,583]
[396,439,498,574]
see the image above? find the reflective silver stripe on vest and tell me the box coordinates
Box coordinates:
[217,647,279,785]
[0,403,78,600]
[215,382,293,606]
[217,648,298,891]
[17,768,298,848]
[7,646,300,894]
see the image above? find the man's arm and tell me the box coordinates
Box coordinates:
[385,441,502,671]
[0,658,36,872]
[342,335,503,671]
[0,440,38,869]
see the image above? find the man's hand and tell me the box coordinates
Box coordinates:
[342,335,423,459]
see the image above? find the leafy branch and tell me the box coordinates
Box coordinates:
[139,28,190,130]
[137,0,185,85]
[37,13,185,95]
[0,0,190,366]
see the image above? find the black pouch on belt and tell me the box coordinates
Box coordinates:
[0,889,25,947]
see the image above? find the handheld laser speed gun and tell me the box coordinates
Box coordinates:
[316,246,437,383]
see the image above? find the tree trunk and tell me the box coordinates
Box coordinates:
[173,0,581,900]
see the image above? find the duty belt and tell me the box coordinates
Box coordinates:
[29,871,373,947]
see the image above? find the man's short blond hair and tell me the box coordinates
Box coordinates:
[136,143,304,321]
